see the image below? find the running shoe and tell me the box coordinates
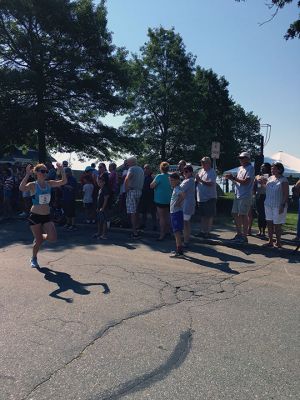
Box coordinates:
[169,250,184,258]
[30,257,39,268]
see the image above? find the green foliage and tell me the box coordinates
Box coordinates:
[236,0,300,39]
[0,0,130,161]
[121,28,260,171]
[121,27,198,164]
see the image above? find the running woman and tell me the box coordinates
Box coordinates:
[19,163,67,268]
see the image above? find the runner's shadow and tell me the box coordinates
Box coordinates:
[183,255,240,275]
[37,267,110,303]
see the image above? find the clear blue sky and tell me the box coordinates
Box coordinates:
[104,0,299,158]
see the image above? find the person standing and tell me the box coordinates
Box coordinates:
[196,157,217,238]
[253,163,271,238]
[124,157,144,239]
[82,175,94,223]
[178,160,187,181]
[108,162,118,198]
[225,152,255,244]
[150,162,172,241]
[93,173,112,240]
[19,163,67,268]
[139,164,157,230]
[263,162,289,248]
[180,164,195,246]
[292,179,300,241]
[169,172,185,257]
[62,168,78,231]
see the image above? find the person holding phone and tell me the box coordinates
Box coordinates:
[19,163,67,268]
[224,152,255,244]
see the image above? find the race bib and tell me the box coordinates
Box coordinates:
[39,193,51,205]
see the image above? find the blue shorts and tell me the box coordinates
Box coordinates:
[170,211,183,233]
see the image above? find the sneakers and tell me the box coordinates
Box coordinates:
[169,250,184,258]
[30,257,39,268]
[68,225,77,231]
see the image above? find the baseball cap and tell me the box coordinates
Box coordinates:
[85,166,93,172]
[238,152,250,159]
[201,156,211,163]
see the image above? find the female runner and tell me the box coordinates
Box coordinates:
[19,163,67,267]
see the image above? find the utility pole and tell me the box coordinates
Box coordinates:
[255,124,271,175]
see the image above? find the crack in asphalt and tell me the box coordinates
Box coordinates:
[21,257,274,400]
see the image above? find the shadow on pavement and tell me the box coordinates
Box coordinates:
[36,267,110,303]
[182,255,240,274]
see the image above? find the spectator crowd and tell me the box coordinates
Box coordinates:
[1,152,300,256]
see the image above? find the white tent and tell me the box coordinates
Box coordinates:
[268,151,300,177]
[224,151,300,178]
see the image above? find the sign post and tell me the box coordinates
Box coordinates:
[211,141,220,170]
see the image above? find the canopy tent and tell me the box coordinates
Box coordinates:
[0,149,56,164]
[224,151,300,178]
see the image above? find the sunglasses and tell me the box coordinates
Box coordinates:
[37,169,48,174]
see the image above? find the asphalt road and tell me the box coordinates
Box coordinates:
[0,220,299,400]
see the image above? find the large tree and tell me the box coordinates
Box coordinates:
[122,28,261,170]
[121,27,199,163]
[193,67,261,171]
[0,0,129,161]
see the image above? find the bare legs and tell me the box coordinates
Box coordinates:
[174,231,183,252]
[31,222,57,258]
[183,220,191,244]
[233,213,249,238]
[157,207,170,239]
[130,212,139,236]
[266,221,282,248]
[200,216,213,235]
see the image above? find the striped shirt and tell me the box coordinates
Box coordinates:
[265,175,288,208]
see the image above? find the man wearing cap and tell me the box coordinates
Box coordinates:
[225,152,255,243]
[178,160,187,181]
[196,157,217,238]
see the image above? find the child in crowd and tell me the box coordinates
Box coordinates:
[93,174,112,240]
[82,175,94,223]
[169,172,185,257]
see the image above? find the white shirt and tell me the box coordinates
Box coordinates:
[83,183,94,203]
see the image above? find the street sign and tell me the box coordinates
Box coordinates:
[211,141,220,159]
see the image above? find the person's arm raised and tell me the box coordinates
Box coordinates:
[48,163,67,187]
[19,164,34,192]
